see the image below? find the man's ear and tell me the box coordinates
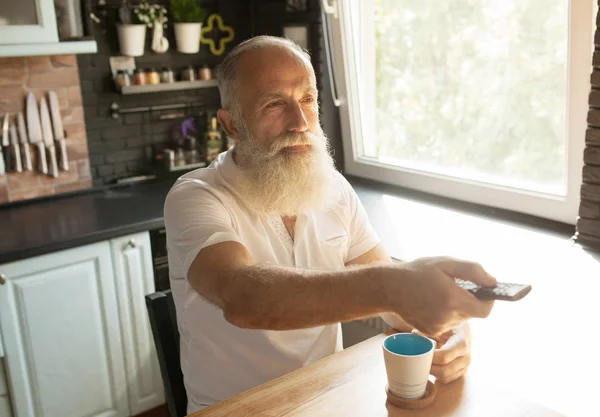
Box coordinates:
[217,108,239,140]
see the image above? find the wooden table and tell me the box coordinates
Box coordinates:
[189,205,600,417]
[189,331,562,417]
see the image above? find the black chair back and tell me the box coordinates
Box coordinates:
[145,290,187,417]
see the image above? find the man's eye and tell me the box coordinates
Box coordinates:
[303,97,314,104]
[267,101,283,108]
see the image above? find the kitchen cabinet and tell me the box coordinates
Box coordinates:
[0,360,13,417]
[0,231,163,417]
[111,232,165,415]
[0,0,59,44]
[0,241,129,417]
[0,0,97,57]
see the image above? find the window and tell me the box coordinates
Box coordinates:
[324,0,594,224]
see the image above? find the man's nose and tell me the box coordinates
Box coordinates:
[286,102,309,133]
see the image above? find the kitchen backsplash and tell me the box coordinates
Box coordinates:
[0,55,91,204]
[79,0,250,186]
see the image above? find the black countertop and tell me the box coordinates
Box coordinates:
[0,174,579,266]
[0,180,175,265]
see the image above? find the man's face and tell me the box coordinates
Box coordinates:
[222,47,336,216]
[235,47,320,153]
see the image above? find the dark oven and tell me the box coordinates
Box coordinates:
[150,228,170,291]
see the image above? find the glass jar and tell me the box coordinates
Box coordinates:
[114,70,131,88]
[146,68,160,85]
[160,67,175,83]
[133,69,147,85]
[184,136,198,164]
[175,148,186,167]
[181,65,196,81]
[198,65,212,81]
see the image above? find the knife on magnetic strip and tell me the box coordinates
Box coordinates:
[39,97,59,178]
[2,114,10,172]
[48,91,69,171]
[9,123,22,173]
[17,112,33,171]
[26,93,48,174]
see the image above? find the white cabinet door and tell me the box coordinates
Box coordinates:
[0,396,13,417]
[0,0,59,44]
[0,242,129,417]
[111,232,164,415]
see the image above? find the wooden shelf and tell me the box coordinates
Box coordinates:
[0,40,97,58]
[120,79,218,95]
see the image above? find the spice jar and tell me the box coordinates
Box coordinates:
[181,65,196,81]
[114,70,131,89]
[175,148,186,167]
[198,65,212,80]
[160,67,175,83]
[146,68,160,85]
[133,69,147,85]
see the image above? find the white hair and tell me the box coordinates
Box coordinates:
[216,35,314,117]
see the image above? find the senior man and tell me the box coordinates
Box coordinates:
[164,35,495,413]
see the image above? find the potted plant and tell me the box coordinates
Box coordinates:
[170,0,208,54]
[117,1,168,56]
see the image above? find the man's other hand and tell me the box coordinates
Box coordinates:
[414,324,472,384]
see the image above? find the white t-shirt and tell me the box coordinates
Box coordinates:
[163,149,379,413]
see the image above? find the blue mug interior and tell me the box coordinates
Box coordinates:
[384,334,434,356]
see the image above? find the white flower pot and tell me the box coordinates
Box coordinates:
[174,22,202,54]
[117,24,146,57]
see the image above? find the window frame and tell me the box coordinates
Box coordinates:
[327,0,594,225]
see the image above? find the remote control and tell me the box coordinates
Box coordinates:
[455,279,532,301]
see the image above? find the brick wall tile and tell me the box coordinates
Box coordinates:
[583,165,600,184]
[64,123,87,141]
[77,159,91,179]
[114,162,128,176]
[38,166,79,186]
[581,183,600,202]
[27,56,52,72]
[61,106,85,125]
[9,186,54,202]
[6,171,41,192]
[104,139,126,151]
[126,136,144,148]
[102,124,141,140]
[29,67,80,89]
[577,218,600,236]
[584,146,600,165]
[0,185,8,204]
[592,71,600,88]
[54,179,92,194]
[67,135,90,160]
[0,84,25,113]
[89,153,105,166]
[51,55,78,67]
[586,128,600,146]
[580,199,600,218]
[97,164,114,176]
[87,140,104,155]
[67,86,83,107]
[590,90,600,108]
[105,149,145,164]
[0,58,26,85]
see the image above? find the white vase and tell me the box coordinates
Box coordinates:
[174,22,202,54]
[117,24,146,57]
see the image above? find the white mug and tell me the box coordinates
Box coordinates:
[382,333,435,399]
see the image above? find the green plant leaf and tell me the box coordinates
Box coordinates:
[170,0,208,23]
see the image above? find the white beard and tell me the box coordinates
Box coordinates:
[233,123,337,216]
